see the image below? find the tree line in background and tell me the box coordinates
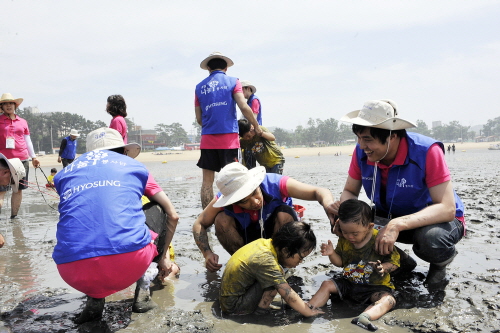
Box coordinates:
[15,108,500,153]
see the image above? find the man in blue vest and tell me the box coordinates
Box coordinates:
[57,129,79,167]
[195,52,262,209]
[333,99,465,289]
[192,162,336,272]
[241,80,262,125]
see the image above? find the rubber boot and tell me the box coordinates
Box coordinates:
[74,296,105,324]
[392,246,417,276]
[425,250,458,289]
[132,277,158,313]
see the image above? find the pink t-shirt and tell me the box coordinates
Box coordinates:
[110,115,128,144]
[195,79,243,149]
[145,173,162,197]
[251,99,260,116]
[0,114,31,160]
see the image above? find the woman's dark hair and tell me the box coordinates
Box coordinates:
[106,95,127,117]
[0,159,8,169]
[273,221,316,258]
[50,168,57,173]
[207,58,227,71]
[238,119,252,137]
[338,199,373,227]
[352,124,406,145]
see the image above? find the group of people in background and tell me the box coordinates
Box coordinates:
[0,52,465,331]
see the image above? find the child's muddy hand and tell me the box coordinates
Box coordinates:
[320,240,334,256]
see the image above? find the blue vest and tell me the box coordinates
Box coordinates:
[196,70,238,135]
[247,94,262,125]
[52,150,151,264]
[60,136,78,159]
[221,173,293,231]
[356,132,464,219]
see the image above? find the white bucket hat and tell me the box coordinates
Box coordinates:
[0,154,26,193]
[86,128,141,159]
[341,100,416,130]
[240,80,257,94]
[69,129,80,138]
[200,52,234,70]
[213,162,266,208]
[0,93,23,108]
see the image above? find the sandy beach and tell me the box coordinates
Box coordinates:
[35,141,498,168]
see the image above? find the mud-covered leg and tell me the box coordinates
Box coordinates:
[132,262,159,313]
[75,296,105,324]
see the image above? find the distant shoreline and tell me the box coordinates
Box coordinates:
[35,141,498,168]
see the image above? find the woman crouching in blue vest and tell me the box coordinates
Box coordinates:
[52,128,180,324]
[192,162,337,273]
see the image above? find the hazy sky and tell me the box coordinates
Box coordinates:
[3,1,499,135]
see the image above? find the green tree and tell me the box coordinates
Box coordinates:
[273,127,293,146]
[155,122,189,147]
[410,120,432,137]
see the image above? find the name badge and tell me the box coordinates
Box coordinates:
[6,137,15,149]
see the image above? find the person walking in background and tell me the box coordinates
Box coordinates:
[238,119,285,174]
[106,94,128,143]
[57,129,79,167]
[241,80,262,125]
[0,93,40,219]
[195,52,262,209]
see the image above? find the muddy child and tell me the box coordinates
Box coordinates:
[220,221,323,317]
[309,199,400,331]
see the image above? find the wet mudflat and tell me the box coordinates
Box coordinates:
[0,149,499,332]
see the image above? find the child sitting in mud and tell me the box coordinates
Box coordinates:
[238,119,285,174]
[219,221,324,317]
[46,168,57,188]
[308,199,400,331]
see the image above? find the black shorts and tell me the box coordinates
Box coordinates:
[333,278,394,304]
[196,149,239,172]
[0,159,29,192]
[234,204,297,245]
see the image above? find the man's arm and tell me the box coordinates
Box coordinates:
[149,191,180,279]
[375,180,457,255]
[192,197,223,272]
[285,178,336,224]
[276,283,323,317]
[234,92,262,136]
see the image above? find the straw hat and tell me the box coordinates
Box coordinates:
[340,100,416,130]
[86,128,141,159]
[240,80,257,94]
[213,162,266,208]
[200,52,234,70]
[0,154,26,193]
[0,93,23,108]
[69,129,80,138]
